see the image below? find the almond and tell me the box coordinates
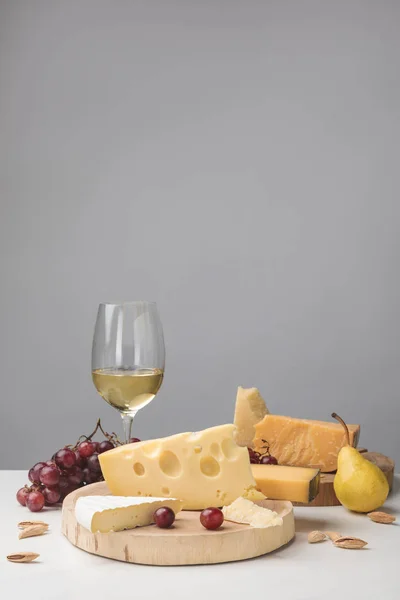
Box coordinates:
[324,531,342,542]
[308,530,327,543]
[334,536,368,549]
[7,552,40,563]
[18,520,49,530]
[367,511,396,524]
[18,524,48,539]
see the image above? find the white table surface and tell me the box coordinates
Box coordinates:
[1,471,399,600]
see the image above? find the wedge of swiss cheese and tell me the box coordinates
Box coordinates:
[99,424,259,510]
[234,386,269,448]
[254,414,360,472]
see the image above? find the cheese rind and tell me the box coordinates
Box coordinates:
[99,424,258,510]
[75,496,183,533]
[222,497,283,528]
[234,387,269,448]
[254,415,360,472]
[251,464,320,503]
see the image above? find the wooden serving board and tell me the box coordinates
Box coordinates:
[293,451,395,507]
[62,482,295,566]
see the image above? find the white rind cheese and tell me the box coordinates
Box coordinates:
[99,424,258,510]
[222,497,283,528]
[75,496,183,533]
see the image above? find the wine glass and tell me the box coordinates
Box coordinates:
[92,301,165,443]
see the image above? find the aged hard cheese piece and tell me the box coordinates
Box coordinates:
[75,496,183,533]
[222,497,282,528]
[234,386,269,447]
[254,415,360,472]
[251,464,320,503]
[99,424,258,510]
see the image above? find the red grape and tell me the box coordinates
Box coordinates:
[45,460,56,466]
[28,462,46,484]
[59,474,69,493]
[16,487,30,506]
[27,490,45,512]
[200,507,224,530]
[98,440,114,454]
[260,455,278,465]
[153,507,175,528]
[40,465,60,487]
[92,441,100,453]
[129,437,141,444]
[43,487,61,504]
[87,453,101,472]
[74,451,86,468]
[58,476,77,499]
[67,466,84,486]
[83,467,98,484]
[248,448,260,464]
[78,441,95,458]
[55,448,76,469]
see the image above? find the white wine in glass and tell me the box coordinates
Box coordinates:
[92,302,165,443]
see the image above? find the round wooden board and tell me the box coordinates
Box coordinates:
[62,482,295,566]
[293,452,395,507]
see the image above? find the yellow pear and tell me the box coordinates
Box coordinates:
[332,413,389,513]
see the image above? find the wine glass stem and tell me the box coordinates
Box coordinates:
[121,413,135,444]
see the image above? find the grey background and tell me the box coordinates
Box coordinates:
[1,0,399,469]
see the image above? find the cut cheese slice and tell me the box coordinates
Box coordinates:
[251,464,320,503]
[254,414,360,472]
[75,496,183,533]
[234,386,269,448]
[222,497,282,528]
[99,424,258,510]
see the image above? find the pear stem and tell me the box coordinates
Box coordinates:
[331,412,350,446]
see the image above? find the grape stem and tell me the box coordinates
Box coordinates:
[71,419,123,450]
[85,418,102,441]
[260,439,271,457]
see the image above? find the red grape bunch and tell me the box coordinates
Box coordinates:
[248,439,278,465]
[16,419,141,512]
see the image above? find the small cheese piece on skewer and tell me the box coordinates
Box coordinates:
[234,387,269,448]
[254,414,360,472]
[251,464,320,503]
[222,497,282,528]
[75,496,183,533]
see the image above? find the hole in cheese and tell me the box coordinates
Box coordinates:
[221,438,237,460]
[210,442,223,460]
[200,456,221,477]
[159,451,182,477]
[217,490,227,503]
[194,445,202,454]
[133,462,145,476]
[161,486,170,496]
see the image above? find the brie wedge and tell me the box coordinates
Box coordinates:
[75,496,183,533]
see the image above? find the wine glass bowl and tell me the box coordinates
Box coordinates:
[92,367,164,414]
[92,301,165,442]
